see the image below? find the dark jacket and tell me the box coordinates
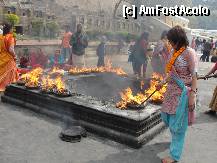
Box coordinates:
[203,42,212,52]
[132,39,148,64]
[70,32,88,56]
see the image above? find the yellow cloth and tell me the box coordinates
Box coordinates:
[210,86,217,111]
[0,34,18,91]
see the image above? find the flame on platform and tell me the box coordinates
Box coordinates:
[49,67,65,76]
[68,59,127,76]
[116,73,167,109]
[40,75,66,94]
[41,75,55,91]
[54,76,66,94]
[20,68,44,87]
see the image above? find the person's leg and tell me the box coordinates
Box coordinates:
[169,114,188,162]
[205,86,217,115]
[169,131,186,161]
[201,52,206,62]
[62,48,66,61]
[97,56,104,67]
[206,52,210,62]
[132,61,137,74]
[210,86,217,111]
[142,62,147,78]
[137,63,142,78]
[64,48,69,62]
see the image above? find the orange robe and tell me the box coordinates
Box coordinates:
[0,33,18,91]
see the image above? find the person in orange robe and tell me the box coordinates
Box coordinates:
[0,23,18,91]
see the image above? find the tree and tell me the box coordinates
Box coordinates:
[4,14,20,26]
[46,21,59,38]
[113,0,124,18]
[31,18,44,36]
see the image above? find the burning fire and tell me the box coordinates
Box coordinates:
[69,59,127,76]
[19,67,70,96]
[40,75,67,95]
[41,75,55,92]
[20,68,44,88]
[116,73,167,109]
[54,76,66,94]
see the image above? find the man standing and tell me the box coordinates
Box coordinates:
[203,40,212,62]
[69,24,88,67]
[61,26,72,62]
[97,36,106,67]
[195,37,200,51]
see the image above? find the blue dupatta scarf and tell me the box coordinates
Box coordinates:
[170,74,189,133]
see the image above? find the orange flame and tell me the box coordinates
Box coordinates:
[69,59,127,76]
[49,67,65,76]
[116,73,167,109]
[54,76,66,94]
[21,68,44,88]
[41,75,55,91]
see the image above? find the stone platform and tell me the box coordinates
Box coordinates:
[2,83,165,148]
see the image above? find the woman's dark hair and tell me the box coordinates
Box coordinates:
[167,26,189,50]
[3,23,12,35]
[161,30,168,40]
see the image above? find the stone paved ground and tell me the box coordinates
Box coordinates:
[0,55,216,163]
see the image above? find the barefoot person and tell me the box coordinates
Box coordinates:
[0,23,18,91]
[204,62,217,115]
[157,26,198,163]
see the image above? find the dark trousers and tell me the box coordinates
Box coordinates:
[134,62,147,78]
[203,51,210,62]
[200,51,210,62]
[97,56,105,67]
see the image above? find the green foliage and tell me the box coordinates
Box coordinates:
[31,18,44,36]
[46,21,59,38]
[4,14,20,26]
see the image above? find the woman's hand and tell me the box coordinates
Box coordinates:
[189,93,196,112]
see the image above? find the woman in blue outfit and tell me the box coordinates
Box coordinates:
[157,26,198,163]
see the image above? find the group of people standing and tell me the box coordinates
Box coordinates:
[191,37,217,62]
[19,24,89,70]
[128,30,171,78]
[61,24,88,67]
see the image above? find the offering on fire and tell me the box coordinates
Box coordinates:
[116,73,167,109]
[40,75,55,93]
[48,67,65,77]
[17,67,71,97]
[21,68,44,89]
[19,67,44,84]
[53,76,72,97]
